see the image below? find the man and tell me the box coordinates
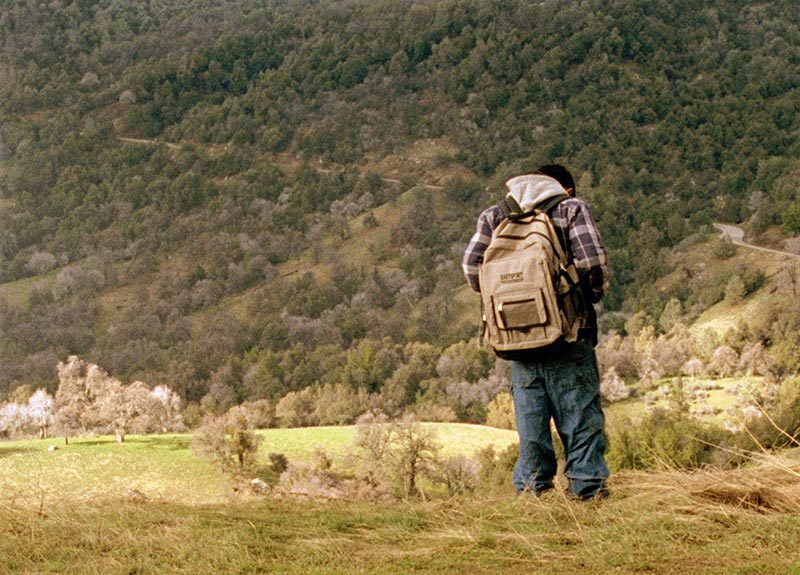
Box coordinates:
[462,164,610,500]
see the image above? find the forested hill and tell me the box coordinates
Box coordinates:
[0,0,798,406]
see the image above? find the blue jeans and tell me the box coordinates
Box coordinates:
[510,340,609,499]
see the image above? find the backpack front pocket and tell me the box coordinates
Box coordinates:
[493,288,548,330]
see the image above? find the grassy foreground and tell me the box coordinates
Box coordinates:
[2,427,800,574]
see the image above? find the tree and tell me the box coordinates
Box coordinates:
[658,298,683,334]
[388,414,440,498]
[708,346,739,378]
[150,384,184,432]
[90,377,160,443]
[27,389,54,439]
[596,334,639,379]
[192,407,261,475]
[54,356,90,444]
[435,340,493,383]
[0,402,28,439]
[738,342,773,378]
[682,357,706,378]
[781,203,800,234]
[275,388,317,428]
[313,383,369,426]
[353,410,393,487]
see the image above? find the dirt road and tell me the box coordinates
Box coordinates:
[713,223,800,259]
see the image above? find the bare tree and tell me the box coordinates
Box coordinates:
[738,342,774,378]
[682,357,706,378]
[90,378,159,443]
[708,346,740,378]
[388,414,440,498]
[353,410,393,486]
[54,356,90,444]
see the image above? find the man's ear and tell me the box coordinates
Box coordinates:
[565,187,575,197]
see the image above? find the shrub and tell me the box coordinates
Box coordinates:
[732,378,800,452]
[353,410,393,487]
[432,454,480,495]
[268,452,289,475]
[712,237,737,259]
[52,266,105,300]
[600,367,631,403]
[485,392,515,430]
[388,414,441,498]
[475,443,518,491]
[412,401,457,423]
[278,460,341,499]
[735,263,766,295]
[724,275,746,304]
[25,251,57,275]
[607,410,728,471]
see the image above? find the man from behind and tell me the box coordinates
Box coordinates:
[462,164,610,500]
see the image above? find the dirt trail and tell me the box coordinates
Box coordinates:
[117,136,181,150]
[713,223,800,259]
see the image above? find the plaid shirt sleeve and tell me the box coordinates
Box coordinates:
[462,205,504,292]
[556,199,609,303]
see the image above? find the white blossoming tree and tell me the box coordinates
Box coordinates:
[27,389,54,439]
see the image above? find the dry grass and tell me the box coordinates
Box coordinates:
[2,429,800,573]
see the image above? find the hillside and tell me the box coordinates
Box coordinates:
[1,0,799,413]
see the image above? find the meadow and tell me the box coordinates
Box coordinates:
[2,424,800,574]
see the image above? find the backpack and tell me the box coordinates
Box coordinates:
[478,194,586,358]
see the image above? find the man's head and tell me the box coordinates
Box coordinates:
[534,164,575,197]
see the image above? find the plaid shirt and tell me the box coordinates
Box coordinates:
[462,198,609,302]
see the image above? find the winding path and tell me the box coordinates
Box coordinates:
[713,223,800,259]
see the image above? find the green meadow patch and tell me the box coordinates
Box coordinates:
[255,423,517,462]
[0,424,517,507]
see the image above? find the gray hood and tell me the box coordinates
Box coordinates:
[504,174,566,213]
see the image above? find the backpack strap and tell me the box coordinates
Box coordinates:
[499,193,571,221]
[534,193,571,216]
[498,195,524,220]
[536,194,579,290]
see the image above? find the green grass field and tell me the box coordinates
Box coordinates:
[0,424,517,508]
[2,425,800,574]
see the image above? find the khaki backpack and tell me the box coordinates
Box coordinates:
[479,195,586,358]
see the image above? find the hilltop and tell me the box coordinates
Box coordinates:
[1,431,799,574]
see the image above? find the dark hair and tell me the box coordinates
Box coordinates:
[535,164,575,192]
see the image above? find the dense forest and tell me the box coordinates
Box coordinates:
[0,0,798,420]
